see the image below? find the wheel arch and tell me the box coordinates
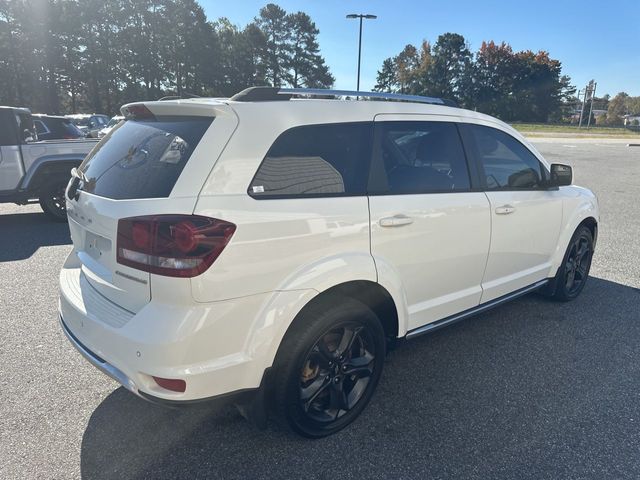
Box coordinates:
[550,210,598,275]
[255,279,402,378]
[579,216,598,246]
[20,155,83,194]
[295,280,400,341]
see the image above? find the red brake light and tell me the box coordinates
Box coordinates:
[117,215,236,277]
[132,221,152,250]
[173,221,198,253]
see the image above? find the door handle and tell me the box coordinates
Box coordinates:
[379,214,414,227]
[495,205,516,215]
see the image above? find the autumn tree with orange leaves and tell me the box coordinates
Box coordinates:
[374,35,575,122]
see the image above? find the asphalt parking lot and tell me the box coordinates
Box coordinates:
[1,140,639,479]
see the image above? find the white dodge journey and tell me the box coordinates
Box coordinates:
[59,87,598,437]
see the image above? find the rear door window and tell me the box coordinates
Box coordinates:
[78,116,213,200]
[249,122,372,198]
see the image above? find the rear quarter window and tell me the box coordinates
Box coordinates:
[78,116,213,200]
[249,122,372,198]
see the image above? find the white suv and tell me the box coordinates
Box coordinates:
[59,87,598,437]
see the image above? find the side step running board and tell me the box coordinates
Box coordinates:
[405,280,549,340]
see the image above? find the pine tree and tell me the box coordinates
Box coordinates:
[286,12,333,88]
[255,3,290,87]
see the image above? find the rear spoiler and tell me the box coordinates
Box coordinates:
[120,100,234,120]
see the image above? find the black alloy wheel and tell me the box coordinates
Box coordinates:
[565,234,591,296]
[551,225,594,301]
[272,297,385,438]
[299,323,376,423]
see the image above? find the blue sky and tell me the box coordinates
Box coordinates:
[200,1,640,96]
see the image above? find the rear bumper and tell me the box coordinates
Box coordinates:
[58,251,273,403]
[60,313,265,413]
[60,314,140,396]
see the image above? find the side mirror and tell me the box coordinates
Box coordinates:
[549,163,572,187]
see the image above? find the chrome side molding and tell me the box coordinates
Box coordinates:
[406,279,549,339]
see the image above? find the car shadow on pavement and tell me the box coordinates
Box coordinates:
[0,212,71,262]
[80,277,640,480]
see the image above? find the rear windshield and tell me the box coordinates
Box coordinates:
[78,116,213,200]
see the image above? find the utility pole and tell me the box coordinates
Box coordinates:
[578,88,587,128]
[587,82,597,129]
[579,80,596,129]
[346,14,377,91]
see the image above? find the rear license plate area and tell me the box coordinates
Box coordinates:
[84,231,112,262]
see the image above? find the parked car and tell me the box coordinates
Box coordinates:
[97,115,124,138]
[32,114,85,140]
[59,87,599,438]
[65,113,110,138]
[0,106,97,220]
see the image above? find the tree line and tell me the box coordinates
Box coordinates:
[0,1,333,115]
[597,92,640,126]
[2,1,635,124]
[374,34,577,123]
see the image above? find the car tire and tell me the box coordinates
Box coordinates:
[549,225,594,301]
[271,296,386,438]
[39,178,69,222]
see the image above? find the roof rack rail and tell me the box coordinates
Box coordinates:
[230,86,457,107]
[229,87,290,102]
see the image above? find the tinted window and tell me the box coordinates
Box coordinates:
[249,123,372,198]
[62,120,84,138]
[375,121,470,194]
[468,125,544,189]
[34,117,83,139]
[15,113,36,143]
[34,120,47,135]
[78,116,213,200]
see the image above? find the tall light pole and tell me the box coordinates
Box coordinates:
[346,14,377,91]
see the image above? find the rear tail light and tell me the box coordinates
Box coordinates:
[117,215,236,277]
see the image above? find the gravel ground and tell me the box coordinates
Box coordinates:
[1,141,639,479]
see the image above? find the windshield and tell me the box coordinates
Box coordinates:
[106,117,122,128]
[78,116,213,200]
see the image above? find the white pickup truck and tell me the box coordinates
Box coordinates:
[0,106,97,220]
